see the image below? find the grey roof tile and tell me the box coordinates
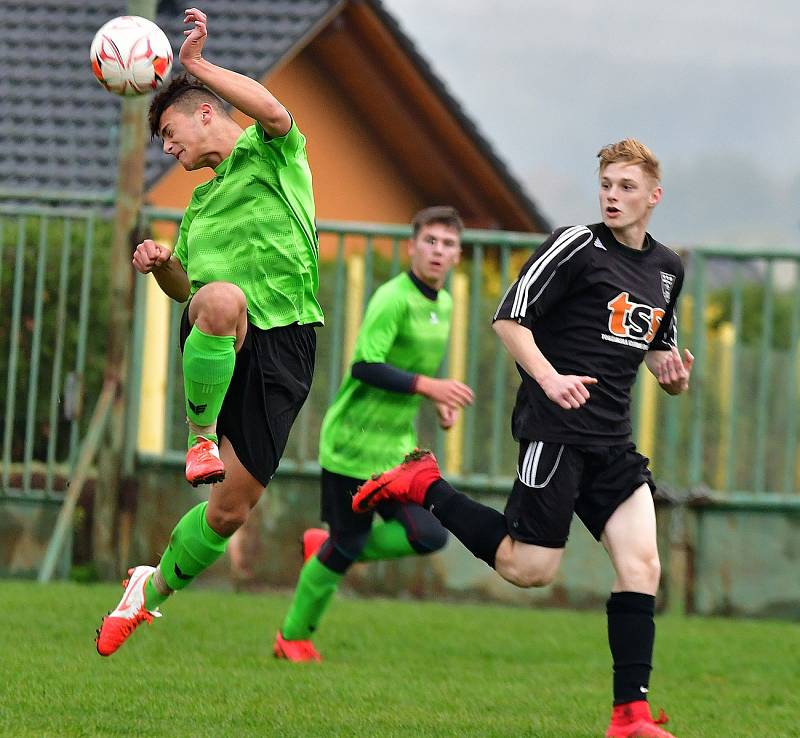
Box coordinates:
[1,0,339,196]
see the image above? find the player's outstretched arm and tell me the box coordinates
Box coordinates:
[493,319,597,410]
[645,346,693,395]
[178,8,291,137]
[132,239,190,302]
[415,376,474,409]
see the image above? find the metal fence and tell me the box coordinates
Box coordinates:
[0,201,112,502]
[2,200,800,511]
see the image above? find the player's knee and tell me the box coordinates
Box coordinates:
[408,520,449,554]
[617,552,661,591]
[193,282,247,333]
[507,566,556,588]
[496,550,557,588]
[205,502,249,537]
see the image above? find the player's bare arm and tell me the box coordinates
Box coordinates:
[414,375,474,409]
[493,318,597,410]
[132,238,190,302]
[645,346,693,395]
[179,8,291,137]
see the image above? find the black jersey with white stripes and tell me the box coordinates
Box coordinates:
[493,222,684,444]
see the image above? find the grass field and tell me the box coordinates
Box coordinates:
[1,581,798,737]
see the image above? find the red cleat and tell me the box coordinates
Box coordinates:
[352,449,441,513]
[95,565,161,656]
[605,701,675,738]
[302,528,328,563]
[185,436,225,487]
[273,631,322,662]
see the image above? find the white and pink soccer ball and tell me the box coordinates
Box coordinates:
[90,15,173,97]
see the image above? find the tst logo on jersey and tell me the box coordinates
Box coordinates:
[607,292,665,344]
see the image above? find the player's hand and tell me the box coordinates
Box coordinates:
[132,239,171,274]
[436,402,459,430]
[538,372,597,410]
[180,8,208,68]
[655,346,693,395]
[417,377,474,408]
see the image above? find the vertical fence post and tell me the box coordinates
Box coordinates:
[1,217,26,494]
[344,252,364,373]
[783,271,800,493]
[444,272,469,475]
[94,0,157,579]
[753,260,775,492]
[688,253,706,489]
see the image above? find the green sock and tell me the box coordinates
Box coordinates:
[281,556,343,640]
[183,325,236,448]
[144,502,230,610]
[358,520,416,562]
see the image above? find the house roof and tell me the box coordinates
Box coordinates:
[366,1,549,231]
[1,0,548,229]
[1,0,340,196]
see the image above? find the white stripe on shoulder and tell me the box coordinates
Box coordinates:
[510,226,592,318]
[527,240,590,307]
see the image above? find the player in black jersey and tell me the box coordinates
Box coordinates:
[353,139,692,738]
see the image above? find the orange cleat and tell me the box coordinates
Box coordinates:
[302,528,329,563]
[351,449,441,513]
[96,565,161,656]
[185,436,225,487]
[605,701,675,738]
[273,631,322,662]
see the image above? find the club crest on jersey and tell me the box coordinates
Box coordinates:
[430,311,439,324]
[606,292,665,346]
[660,271,676,303]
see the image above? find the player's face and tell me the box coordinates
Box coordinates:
[409,223,461,289]
[159,105,206,171]
[599,162,661,231]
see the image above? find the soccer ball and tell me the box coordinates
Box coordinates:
[90,16,173,97]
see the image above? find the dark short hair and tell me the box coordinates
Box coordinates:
[148,73,226,139]
[411,206,464,237]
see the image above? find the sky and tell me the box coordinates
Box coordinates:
[384,0,800,248]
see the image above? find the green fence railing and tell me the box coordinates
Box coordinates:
[3,198,800,510]
[132,207,800,505]
[0,201,113,502]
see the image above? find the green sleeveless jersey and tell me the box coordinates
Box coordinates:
[319,272,452,479]
[173,120,323,330]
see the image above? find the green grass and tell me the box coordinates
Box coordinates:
[1,581,798,737]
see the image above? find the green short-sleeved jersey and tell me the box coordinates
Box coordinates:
[173,120,324,330]
[319,272,452,479]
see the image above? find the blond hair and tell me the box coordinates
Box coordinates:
[597,139,661,183]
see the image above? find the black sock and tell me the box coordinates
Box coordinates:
[607,591,656,705]
[423,479,508,568]
[316,537,356,575]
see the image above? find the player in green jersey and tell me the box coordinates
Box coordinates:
[274,206,474,662]
[96,7,321,656]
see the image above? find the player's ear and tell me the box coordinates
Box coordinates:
[648,185,662,207]
[198,102,214,124]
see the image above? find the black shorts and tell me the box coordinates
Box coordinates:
[180,306,316,486]
[504,440,655,548]
[320,468,408,535]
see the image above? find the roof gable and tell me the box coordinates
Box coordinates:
[1,0,547,229]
